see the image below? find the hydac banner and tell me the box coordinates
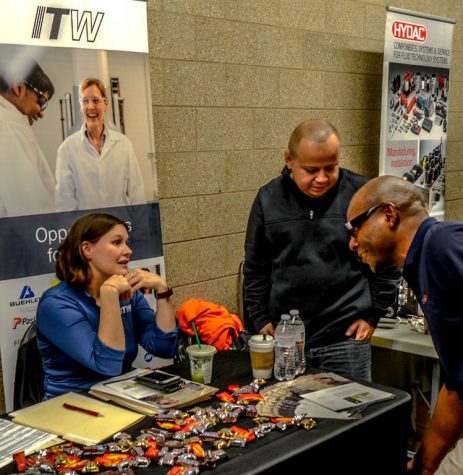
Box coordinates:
[379,6,455,220]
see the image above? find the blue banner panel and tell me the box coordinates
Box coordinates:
[0,203,162,281]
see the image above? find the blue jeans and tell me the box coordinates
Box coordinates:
[306,339,371,381]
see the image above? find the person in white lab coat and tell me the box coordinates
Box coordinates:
[55,77,146,212]
[0,59,55,217]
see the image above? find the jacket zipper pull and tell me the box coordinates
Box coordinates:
[309,209,314,220]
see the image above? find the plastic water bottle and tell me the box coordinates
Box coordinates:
[274,314,297,381]
[290,309,306,375]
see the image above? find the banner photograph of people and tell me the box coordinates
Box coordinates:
[0,0,164,411]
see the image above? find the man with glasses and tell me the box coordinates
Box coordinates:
[55,77,146,211]
[243,119,400,380]
[347,175,463,475]
[0,58,55,217]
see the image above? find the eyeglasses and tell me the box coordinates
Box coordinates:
[80,96,107,106]
[23,81,48,111]
[345,203,386,237]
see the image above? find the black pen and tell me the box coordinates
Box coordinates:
[62,402,103,417]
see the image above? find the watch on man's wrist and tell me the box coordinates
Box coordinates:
[155,287,173,300]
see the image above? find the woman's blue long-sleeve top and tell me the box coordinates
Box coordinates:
[36,281,178,399]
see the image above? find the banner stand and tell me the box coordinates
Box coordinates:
[379,6,455,220]
[0,0,163,412]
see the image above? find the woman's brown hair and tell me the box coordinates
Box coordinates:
[56,213,128,286]
[79,77,107,100]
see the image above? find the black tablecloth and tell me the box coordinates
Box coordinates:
[1,350,412,475]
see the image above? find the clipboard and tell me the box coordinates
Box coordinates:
[9,392,144,446]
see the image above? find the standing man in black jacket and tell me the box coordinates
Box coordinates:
[243,119,400,380]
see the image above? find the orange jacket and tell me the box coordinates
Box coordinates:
[176,299,244,351]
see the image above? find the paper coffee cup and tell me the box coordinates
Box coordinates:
[186,344,216,384]
[249,335,275,379]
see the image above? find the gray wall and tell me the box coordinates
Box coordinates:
[147,0,463,316]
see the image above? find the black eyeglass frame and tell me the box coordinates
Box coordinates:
[23,80,48,111]
[345,202,387,237]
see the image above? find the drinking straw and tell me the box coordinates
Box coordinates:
[192,322,202,349]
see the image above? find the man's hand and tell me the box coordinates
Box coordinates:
[407,456,416,473]
[259,322,275,337]
[345,319,374,340]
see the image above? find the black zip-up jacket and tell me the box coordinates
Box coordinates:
[243,167,401,348]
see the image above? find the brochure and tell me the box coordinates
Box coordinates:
[289,372,352,395]
[256,380,360,420]
[299,381,395,411]
[90,369,219,415]
[256,372,394,419]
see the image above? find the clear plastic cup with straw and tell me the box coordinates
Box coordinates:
[186,322,216,384]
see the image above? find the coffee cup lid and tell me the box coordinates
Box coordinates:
[249,334,275,345]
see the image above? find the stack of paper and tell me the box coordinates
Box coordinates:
[90,369,219,415]
[299,381,395,411]
[257,372,395,420]
[9,392,144,446]
[0,419,61,469]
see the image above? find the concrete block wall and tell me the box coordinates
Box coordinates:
[147,0,463,318]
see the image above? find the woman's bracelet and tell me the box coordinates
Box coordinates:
[155,287,173,300]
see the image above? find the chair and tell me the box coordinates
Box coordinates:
[238,258,253,332]
[13,321,45,410]
[174,298,249,364]
[174,328,248,364]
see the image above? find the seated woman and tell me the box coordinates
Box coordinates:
[36,213,178,399]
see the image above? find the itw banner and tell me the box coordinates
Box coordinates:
[0,0,165,412]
